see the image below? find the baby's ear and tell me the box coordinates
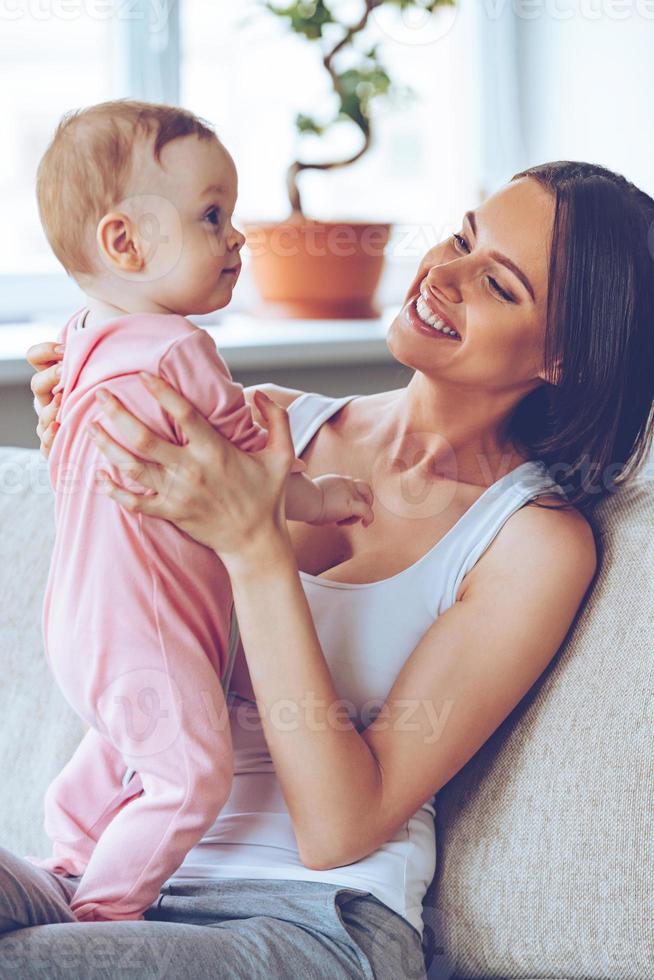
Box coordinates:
[96,212,144,274]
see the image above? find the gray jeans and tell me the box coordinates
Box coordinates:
[0,847,428,979]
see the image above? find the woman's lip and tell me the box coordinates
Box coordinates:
[404,296,462,342]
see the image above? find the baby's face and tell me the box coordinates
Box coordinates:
[109,134,245,316]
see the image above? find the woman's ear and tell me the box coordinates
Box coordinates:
[96,212,145,275]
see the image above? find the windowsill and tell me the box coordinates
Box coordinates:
[0,308,400,385]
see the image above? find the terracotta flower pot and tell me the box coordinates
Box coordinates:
[244,217,391,319]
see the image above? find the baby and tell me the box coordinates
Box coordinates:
[29,99,373,922]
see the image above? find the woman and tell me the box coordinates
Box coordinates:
[3,161,653,979]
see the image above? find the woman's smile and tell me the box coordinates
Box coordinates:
[404,291,463,344]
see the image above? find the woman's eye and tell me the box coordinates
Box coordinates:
[452,232,516,303]
[486,276,516,303]
[204,207,221,228]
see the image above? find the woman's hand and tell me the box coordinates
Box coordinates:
[90,374,296,568]
[26,341,65,458]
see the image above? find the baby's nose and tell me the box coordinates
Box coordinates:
[227,223,245,250]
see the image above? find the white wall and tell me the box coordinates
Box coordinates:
[514,3,654,194]
[510,4,654,475]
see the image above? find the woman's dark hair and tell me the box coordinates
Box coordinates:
[506,160,654,518]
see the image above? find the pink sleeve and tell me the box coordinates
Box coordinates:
[158,329,267,452]
[158,329,305,470]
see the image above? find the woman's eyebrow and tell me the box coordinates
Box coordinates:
[464,210,536,302]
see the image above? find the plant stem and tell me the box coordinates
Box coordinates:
[286,0,383,216]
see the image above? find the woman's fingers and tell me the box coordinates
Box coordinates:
[136,373,218,449]
[88,421,163,491]
[37,391,62,429]
[94,386,180,467]
[37,421,60,460]
[253,390,295,468]
[26,341,64,371]
[30,362,62,408]
[95,471,161,517]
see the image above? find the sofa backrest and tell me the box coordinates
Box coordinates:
[0,448,85,858]
[425,470,653,980]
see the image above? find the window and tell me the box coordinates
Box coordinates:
[180,0,482,266]
[1,12,122,277]
[3,0,482,322]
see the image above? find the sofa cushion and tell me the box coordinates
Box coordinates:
[0,448,85,859]
[1,447,651,980]
[425,473,654,980]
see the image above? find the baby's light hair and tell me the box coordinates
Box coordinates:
[36,99,217,276]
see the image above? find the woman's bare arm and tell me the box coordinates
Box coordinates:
[226,499,597,870]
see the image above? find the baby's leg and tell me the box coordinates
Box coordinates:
[28,728,143,877]
[68,649,233,923]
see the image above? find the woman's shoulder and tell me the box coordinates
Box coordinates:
[460,491,598,603]
[509,494,597,580]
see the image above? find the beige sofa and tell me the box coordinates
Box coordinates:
[0,445,652,980]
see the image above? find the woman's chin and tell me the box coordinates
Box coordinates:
[387,296,463,370]
[386,297,425,367]
[386,300,423,368]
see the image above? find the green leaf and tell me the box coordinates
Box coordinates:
[295,113,326,135]
[264,0,334,40]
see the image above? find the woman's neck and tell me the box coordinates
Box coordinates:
[350,375,532,488]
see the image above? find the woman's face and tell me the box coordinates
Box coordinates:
[387,177,557,390]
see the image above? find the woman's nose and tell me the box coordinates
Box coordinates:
[423,267,462,305]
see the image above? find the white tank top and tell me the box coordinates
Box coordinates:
[170,392,566,936]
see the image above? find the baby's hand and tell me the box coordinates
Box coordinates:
[311,474,374,528]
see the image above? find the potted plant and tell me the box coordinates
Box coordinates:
[244,0,456,319]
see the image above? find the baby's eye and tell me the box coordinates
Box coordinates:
[204,207,221,227]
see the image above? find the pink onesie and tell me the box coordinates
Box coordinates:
[32,308,272,922]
